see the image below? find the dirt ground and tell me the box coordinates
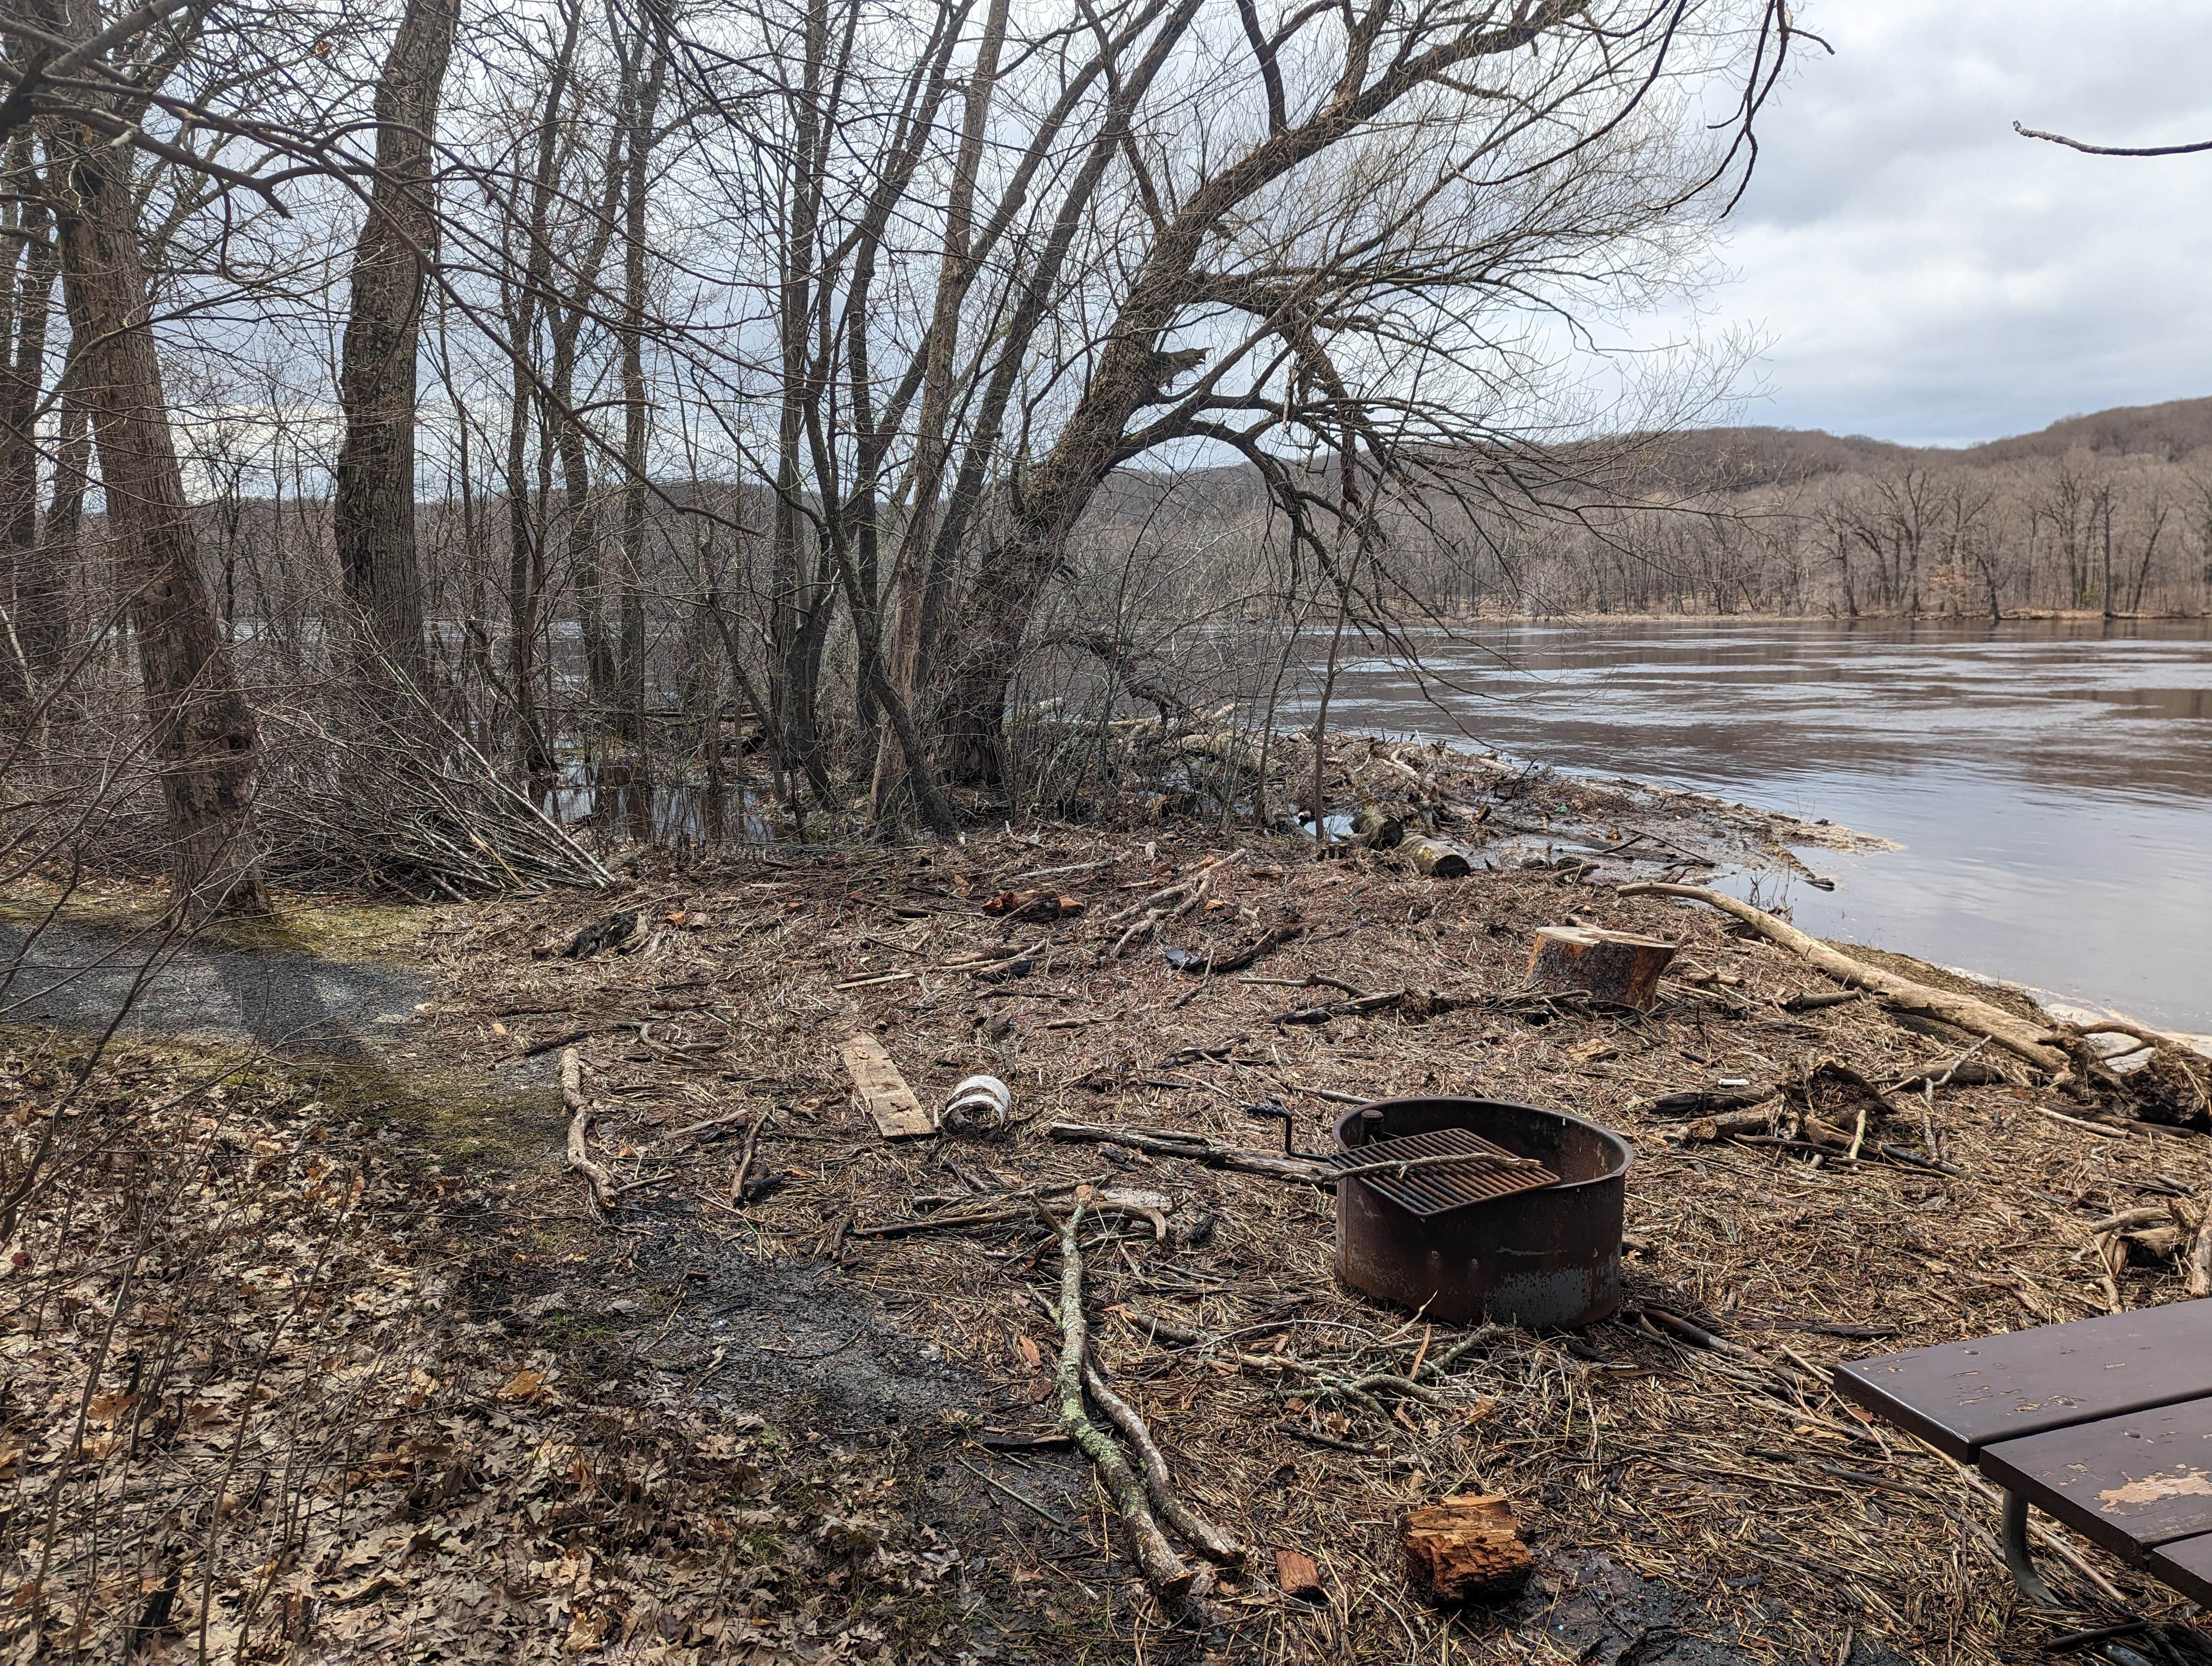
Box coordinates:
[5,769,2211,1663]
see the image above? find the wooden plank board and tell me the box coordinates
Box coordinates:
[840,1033,937,1140]
[1980,1395,2212,1564]
[1832,1300,2212,1460]
[2148,1533,2212,1607]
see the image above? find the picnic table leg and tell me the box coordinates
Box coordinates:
[1999,1489,2065,1609]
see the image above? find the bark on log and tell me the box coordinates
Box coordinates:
[1645,1084,1778,1117]
[2190,1190,2212,1300]
[1618,882,2067,1073]
[1526,926,1675,1010]
[1405,838,1471,879]
[1400,1493,1534,1602]
[1352,804,1403,849]
[1670,1108,1778,1144]
[1045,1122,1330,1185]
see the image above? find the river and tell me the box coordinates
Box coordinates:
[1317,619,2212,1033]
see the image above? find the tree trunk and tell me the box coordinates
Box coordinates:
[764,0,833,804]
[614,5,666,749]
[0,133,50,703]
[332,0,458,708]
[870,0,1010,818]
[25,376,86,681]
[54,136,265,916]
[499,0,581,784]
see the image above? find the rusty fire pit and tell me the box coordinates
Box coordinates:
[1333,1097,1633,1329]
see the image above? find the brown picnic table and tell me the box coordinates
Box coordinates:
[1835,1299,2212,1645]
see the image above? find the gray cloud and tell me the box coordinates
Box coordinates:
[1695,1,2212,445]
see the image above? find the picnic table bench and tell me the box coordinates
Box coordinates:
[1835,1300,2212,1641]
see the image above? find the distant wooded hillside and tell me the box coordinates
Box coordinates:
[1628,396,2212,492]
[1070,395,2212,624]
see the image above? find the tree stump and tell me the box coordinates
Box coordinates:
[1400,1493,1534,1601]
[1526,926,1676,1010]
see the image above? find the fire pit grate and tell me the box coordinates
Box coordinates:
[1328,1125,1560,1218]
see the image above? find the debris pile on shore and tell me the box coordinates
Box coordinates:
[5,769,2208,1659]
[433,812,2205,1659]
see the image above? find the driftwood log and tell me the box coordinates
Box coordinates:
[1526,926,1675,1010]
[1618,882,2068,1074]
[1045,1122,1330,1185]
[562,1047,619,1211]
[1400,1494,1534,1601]
[1052,1202,1197,1601]
[1404,838,1471,879]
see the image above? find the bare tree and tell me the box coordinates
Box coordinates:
[50,118,266,914]
[333,0,463,706]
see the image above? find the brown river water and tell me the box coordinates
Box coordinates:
[1315,618,2212,1033]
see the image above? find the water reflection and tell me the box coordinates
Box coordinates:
[1319,619,2212,1031]
[543,758,776,846]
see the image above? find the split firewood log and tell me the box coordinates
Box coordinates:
[1400,1493,1534,1602]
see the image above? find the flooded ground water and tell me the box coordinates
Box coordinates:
[1317,618,2212,1033]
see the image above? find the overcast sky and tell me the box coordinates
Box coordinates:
[1694,1,2212,447]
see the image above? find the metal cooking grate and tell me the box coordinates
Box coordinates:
[1328,1125,1560,1218]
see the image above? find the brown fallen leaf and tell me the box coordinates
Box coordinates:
[494,1367,545,1402]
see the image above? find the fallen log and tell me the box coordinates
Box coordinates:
[1645,1083,1778,1117]
[1404,838,1472,879]
[2191,1189,2212,1300]
[1352,804,1404,849]
[562,1047,619,1212]
[1617,882,2067,1074]
[1668,1107,1777,1144]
